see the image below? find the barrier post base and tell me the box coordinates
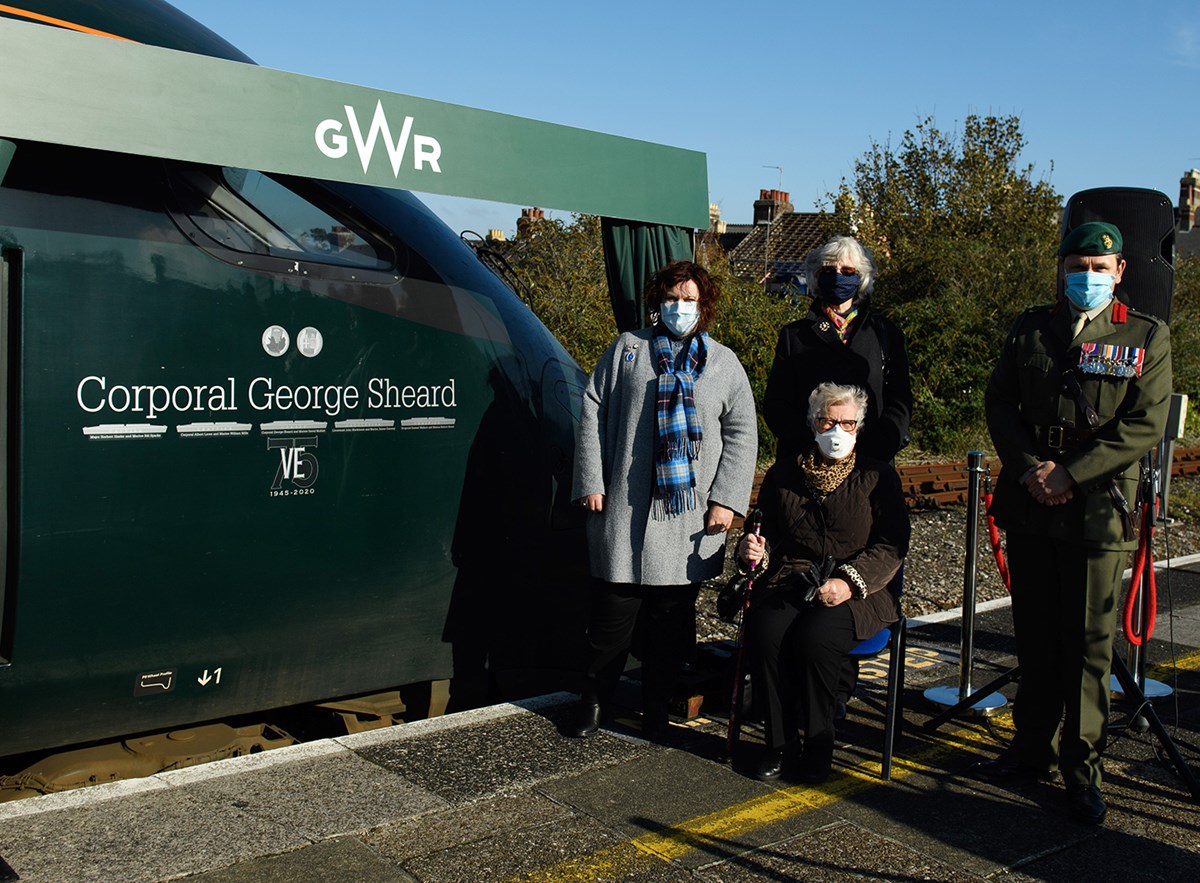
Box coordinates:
[1110,674,1173,699]
[924,685,1007,717]
[924,666,1018,731]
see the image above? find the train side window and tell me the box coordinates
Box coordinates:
[178,167,395,271]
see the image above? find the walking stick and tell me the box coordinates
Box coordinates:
[726,509,763,760]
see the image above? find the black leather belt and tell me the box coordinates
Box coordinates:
[1040,424,1094,451]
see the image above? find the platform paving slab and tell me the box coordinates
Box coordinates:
[362,792,575,864]
[352,703,651,805]
[830,766,1097,877]
[173,749,448,841]
[693,819,984,883]
[179,837,415,883]
[399,813,695,883]
[0,785,309,883]
[541,747,840,871]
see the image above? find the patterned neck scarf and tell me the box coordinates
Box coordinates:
[800,446,856,496]
[823,304,859,344]
[653,332,707,518]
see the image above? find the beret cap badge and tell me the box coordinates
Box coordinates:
[1058,221,1123,256]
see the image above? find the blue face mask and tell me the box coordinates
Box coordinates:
[1064,271,1116,311]
[659,300,699,337]
[816,270,860,305]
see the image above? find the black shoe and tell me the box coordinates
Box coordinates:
[565,700,602,738]
[794,744,833,784]
[1065,783,1107,825]
[755,747,784,781]
[968,755,1051,783]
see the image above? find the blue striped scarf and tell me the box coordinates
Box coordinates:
[653,332,707,518]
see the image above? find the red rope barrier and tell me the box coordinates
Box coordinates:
[982,492,1011,592]
[1122,502,1157,646]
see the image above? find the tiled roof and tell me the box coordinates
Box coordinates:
[727,212,827,279]
[717,223,755,254]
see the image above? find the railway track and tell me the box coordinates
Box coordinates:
[896,445,1200,509]
[742,446,1200,519]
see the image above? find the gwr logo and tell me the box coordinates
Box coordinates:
[315,100,443,177]
[268,436,319,490]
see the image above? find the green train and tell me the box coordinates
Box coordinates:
[0,1,664,788]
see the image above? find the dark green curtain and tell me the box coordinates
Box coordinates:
[0,140,15,187]
[601,218,694,332]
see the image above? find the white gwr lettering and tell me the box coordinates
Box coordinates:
[316,100,442,177]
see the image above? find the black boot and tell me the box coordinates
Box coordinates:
[755,746,784,781]
[795,734,834,784]
[565,687,603,738]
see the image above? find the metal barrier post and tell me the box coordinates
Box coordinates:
[924,451,1007,714]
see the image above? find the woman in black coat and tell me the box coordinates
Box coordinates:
[763,235,911,465]
[738,383,910,783]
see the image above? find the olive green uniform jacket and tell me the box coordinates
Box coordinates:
[986,300,1171,549]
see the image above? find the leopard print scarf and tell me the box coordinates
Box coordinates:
[800,447,856,496]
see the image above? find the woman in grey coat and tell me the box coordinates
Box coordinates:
[567,260,757,740]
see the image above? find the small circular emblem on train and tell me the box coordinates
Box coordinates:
[262,325,289,357]
[297,327,324,358]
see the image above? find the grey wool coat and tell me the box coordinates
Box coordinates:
[573,328,758,585]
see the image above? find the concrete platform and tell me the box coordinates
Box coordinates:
[2,560,1200,882]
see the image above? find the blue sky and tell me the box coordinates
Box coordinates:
[170,0,1199,238]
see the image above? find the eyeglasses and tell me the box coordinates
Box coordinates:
[818,265,858,277]
[815,417,859,432]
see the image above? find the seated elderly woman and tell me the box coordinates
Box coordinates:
[738,381,910,783]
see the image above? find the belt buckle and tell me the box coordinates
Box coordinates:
[1047,425,1064,449]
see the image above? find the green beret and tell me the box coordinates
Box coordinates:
[1059,221,1123,257]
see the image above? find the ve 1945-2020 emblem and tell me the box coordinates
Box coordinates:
[268,435,319,496]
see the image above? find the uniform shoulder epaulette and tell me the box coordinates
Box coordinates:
[1123,304,1166,327]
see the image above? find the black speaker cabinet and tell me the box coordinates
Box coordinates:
[1062,188,1175,322]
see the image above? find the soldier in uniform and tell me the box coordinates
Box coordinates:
[980,221,1171,825]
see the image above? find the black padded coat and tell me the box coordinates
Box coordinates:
[753,454,910,641]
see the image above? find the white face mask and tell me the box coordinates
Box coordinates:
[660,301,699,337]
[815,425,856,460]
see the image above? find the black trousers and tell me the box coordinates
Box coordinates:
[582,580,699,724]
[748,589,857,750]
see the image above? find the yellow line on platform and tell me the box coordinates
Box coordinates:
[1148,646,1200,676]
[512,648,1200,881]
[510,718,1010,882]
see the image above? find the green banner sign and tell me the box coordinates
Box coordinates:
[0,19,709,228]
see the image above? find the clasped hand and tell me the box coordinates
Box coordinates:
[1021,460,1075,506]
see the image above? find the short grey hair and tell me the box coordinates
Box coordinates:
[807,382,869,430]
[805,235,876,303]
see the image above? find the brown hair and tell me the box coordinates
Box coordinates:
[644,260,719,334]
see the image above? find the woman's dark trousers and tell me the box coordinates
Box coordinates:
[748,589,857,751]
[582,580,699,728]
